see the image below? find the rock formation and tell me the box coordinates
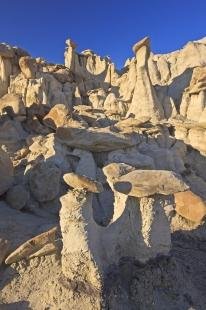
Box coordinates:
[1,36,206,309]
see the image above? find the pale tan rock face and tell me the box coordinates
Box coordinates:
[60,189,102,289]
[0,148,13,196]
[88,88,106,109]
[179,67,206,123]
[63,172,103,193]
[19,56,37,79]
[28,161,61,202]
[64,38,119,95]
[127,37,165,121]
[2,36,206,309]
[0,93,26,120]
[43,103,71,129]
[175,190,206,222]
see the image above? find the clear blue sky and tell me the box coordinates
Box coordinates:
[1,0,206,68]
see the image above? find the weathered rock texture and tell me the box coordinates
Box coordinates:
[1,36,206,310]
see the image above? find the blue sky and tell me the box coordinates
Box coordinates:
[1,0,206,68]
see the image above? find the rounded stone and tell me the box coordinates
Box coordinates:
[6,184,30,210]
[29,161,61,202]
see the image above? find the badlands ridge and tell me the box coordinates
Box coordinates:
[0,37,206,309]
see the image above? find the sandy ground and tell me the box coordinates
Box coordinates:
[1,222,206,310]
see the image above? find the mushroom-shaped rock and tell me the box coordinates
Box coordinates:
[43,104,71,129]
[113,170,189,197]
[5,227,57,264]
[63,172,103,193]
[132,36,150,55]
[0,148,13,196]
[19,56,37,79]
[175,190,206,222]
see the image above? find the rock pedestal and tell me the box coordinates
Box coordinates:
[127,37,165,121]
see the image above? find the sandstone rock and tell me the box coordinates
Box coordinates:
[103,163,135,223]
[0,43,14,58]
[132,36,150,54]
[2,35,206,309]
[0,238,10,265]
[19,56,37,79]
[5,227,57,264]
[88,88,106,109]
[60,189,102,289]
[73,149,97,180]
[6,184,30,210]
[114,117,150,132]
[64,37,118,93]
[107,148,155,169]
[188,127,206,155]
[56,126,136,151]
[138,196,171,258]
[0,119,27,150]
[28,161,61,202]
[174,190,206,222]
[63,172,103,193]
[43,104,71,129]
[28,242,57,259]
[0,56,12,97]
[138,140,186,173]
[0,148,13,195]
[104,93,127,116]
[188,66,206,94]
[27,133,71,172]
[113,170,189,197]
[127,37,165,121]
[0,94,26,120]
[103,163,171,262]
[103,162,135,185]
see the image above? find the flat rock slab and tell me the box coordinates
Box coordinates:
[56,126,136,152]
[175,190,206,222]
[113,169,189,197]
[63,172,103,193]
[5,227,57,264]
